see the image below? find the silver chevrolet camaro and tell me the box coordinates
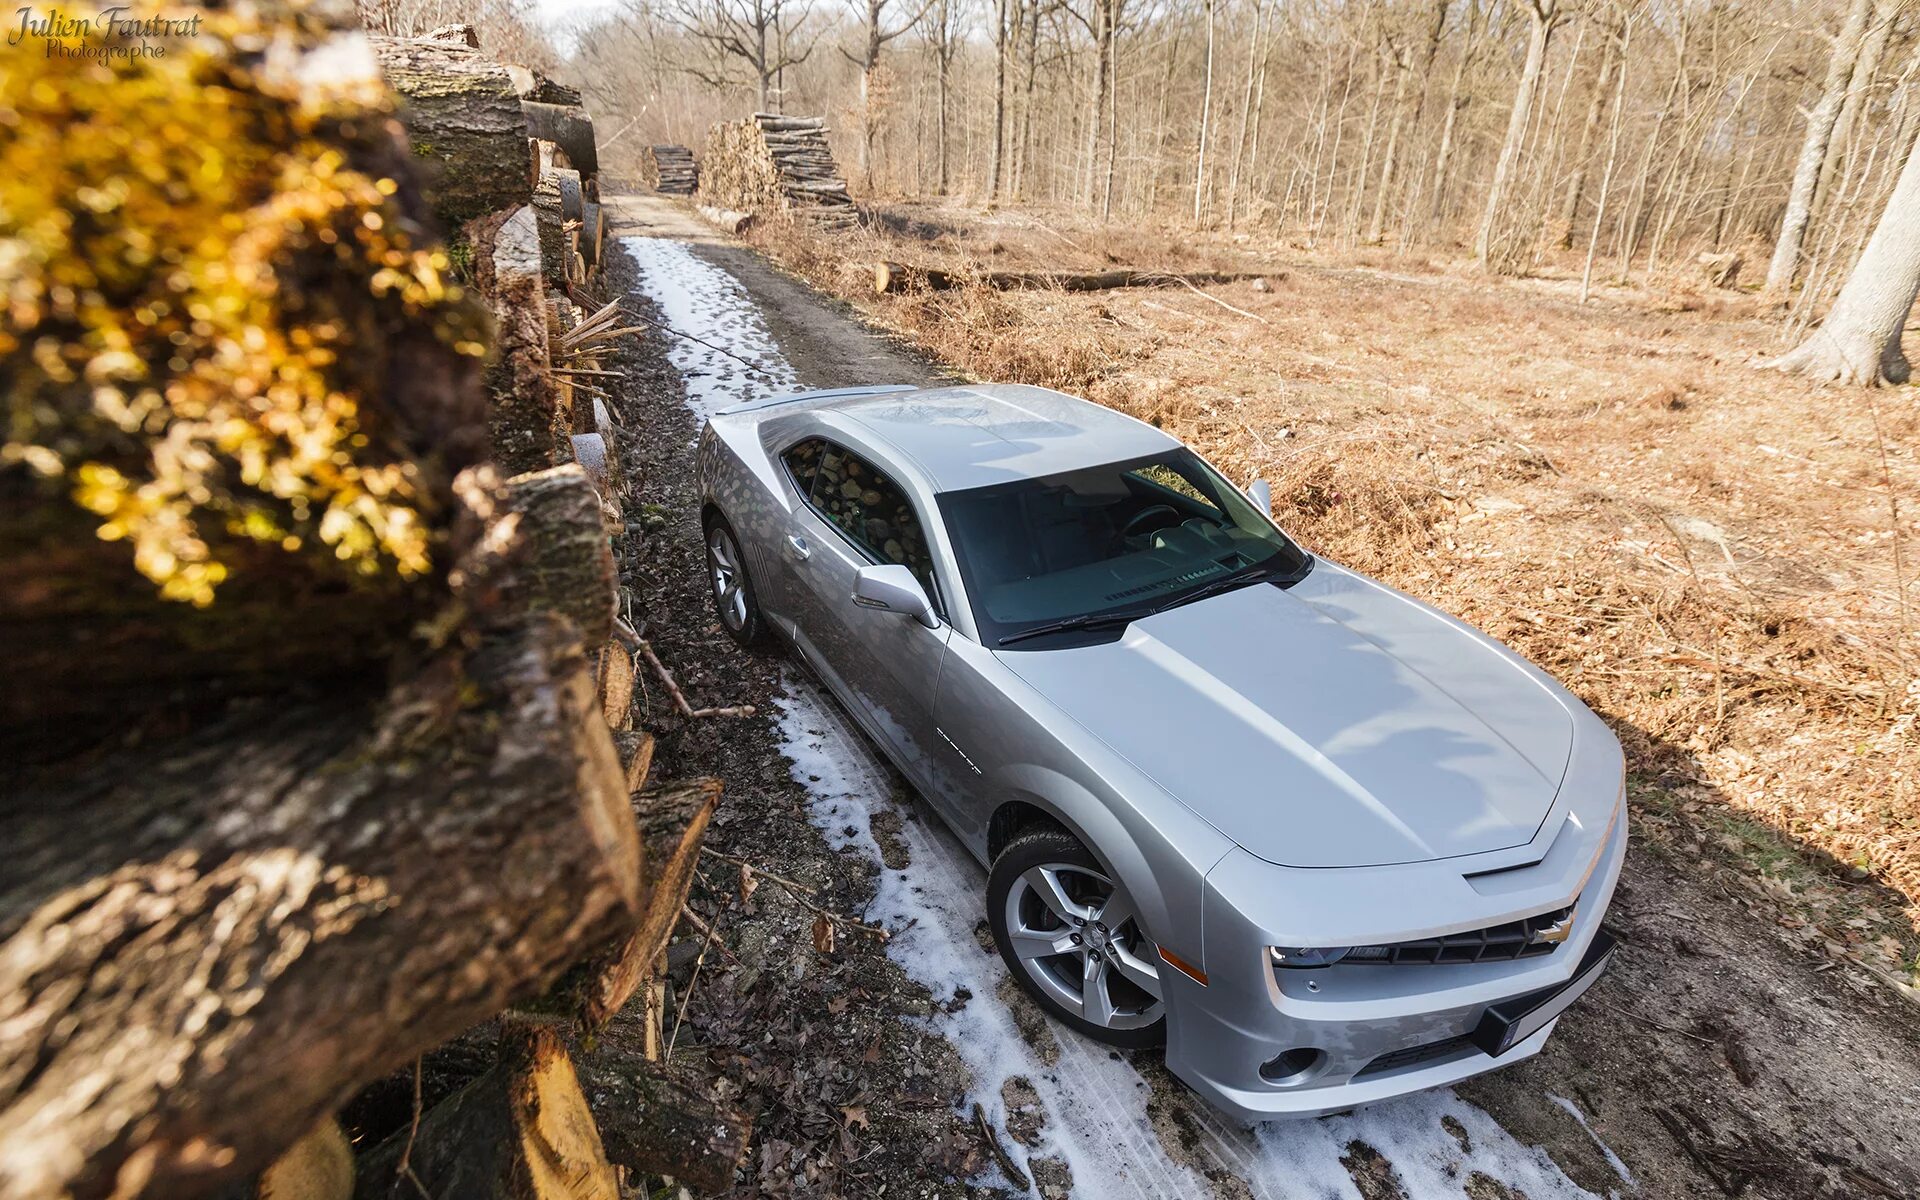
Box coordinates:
[695,382,1626,1121]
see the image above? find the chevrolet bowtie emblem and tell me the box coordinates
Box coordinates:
[1532,906,1577,946]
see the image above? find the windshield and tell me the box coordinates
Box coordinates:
[937,449,1311,648]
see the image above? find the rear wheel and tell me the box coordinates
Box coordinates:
[988,827,1165,1047]
[705,517,765,647]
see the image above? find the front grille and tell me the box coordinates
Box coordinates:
[1353,1033,1478,1078]
[1346,903,1576,966]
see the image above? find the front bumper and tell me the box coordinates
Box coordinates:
[1163,792,1628,1122]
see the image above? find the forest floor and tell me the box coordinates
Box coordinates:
[588,187,1920,1200]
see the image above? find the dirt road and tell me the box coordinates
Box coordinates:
[598,190,1920,1199]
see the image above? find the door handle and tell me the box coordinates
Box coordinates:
[785,534,811,561]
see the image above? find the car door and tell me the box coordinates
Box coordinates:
[777,438,951,792]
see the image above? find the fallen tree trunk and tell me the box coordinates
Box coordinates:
[372,35,533,229]
[355,1023,618,1200]
[579,1058,751,1194]
[697,205,754,234]
[873,261,1275,295]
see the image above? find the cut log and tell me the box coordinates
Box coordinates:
[424,22,478,46]
[579,1058,751,1195]
[523,102,600,179]
[613,730,656,793]
[574,778,723,1028]
[580,200,604,268]
[354,1023,618,1200]
[473,206,569,473]
[641,145,699,195]
[873,261,1276,295]
[502,466,618,646]
[371,36,533,229]
[595,640,635,730]
[506,66,583,107]
[697,205,754,234]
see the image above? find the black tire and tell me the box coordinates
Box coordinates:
[988,826,1167,1048]
[704,514,766,647]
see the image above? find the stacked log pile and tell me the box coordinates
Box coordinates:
[700,114,858,227]
[641,144,699,194]
[3,12,744,1200]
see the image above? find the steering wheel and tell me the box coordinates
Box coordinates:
[1122,504,1182,539]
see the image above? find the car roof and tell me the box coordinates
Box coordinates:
[818,384,1180,492]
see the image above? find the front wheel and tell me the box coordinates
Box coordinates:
[705,517,766,647]
[988,827,1166,1048]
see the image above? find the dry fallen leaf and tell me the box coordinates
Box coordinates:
[739,862,759,902]
[840,1105,870,1129]
[812,912,836,954]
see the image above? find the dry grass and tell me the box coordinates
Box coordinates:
[743,202,1920,985]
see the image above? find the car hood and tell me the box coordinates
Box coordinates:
[995,563,1574,868]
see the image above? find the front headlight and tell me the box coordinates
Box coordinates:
[1269,945,1353,969]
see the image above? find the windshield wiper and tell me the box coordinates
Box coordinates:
[996,610,1144,647]
[1140,559,1310,618]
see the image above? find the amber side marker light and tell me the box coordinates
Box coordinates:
[1158,945,1208,986]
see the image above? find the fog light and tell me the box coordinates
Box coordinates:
[1259,1047,1326,1084]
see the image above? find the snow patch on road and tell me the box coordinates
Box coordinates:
[1552,1094,1636,1190]
[621,237,796,419]
[624,230,1626,1200]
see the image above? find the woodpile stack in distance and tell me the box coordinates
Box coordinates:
[700,113,858,227]
[641,143,698,194]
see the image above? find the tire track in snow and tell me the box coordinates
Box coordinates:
[622,234,1623,1200]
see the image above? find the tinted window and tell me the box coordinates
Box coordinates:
[802,443,940,603]
[938,449,1310,646]
[782,438,825,498]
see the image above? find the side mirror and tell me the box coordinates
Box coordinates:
[1246,478,1273,512]
[852,564,939,628]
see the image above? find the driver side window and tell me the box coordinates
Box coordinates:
[801,442,939,604]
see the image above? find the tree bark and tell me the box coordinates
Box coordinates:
[1772,125,1920,385]
[372,36,534,229]
[1764,0,1875,296]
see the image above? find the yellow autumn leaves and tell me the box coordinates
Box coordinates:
[1,6,486,605]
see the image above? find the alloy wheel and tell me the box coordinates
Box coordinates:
[1003,861,1163,1031]
[708,527,748,631]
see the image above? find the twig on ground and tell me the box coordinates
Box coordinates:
[396,1056,430,1199]
[677,904,742,966]
[666,912,716,1062]
[634,639,757,719]
[1163,274,1270,324]
[702,846,891,941]
[1591,1002,1718,1045]
[972,1102,1029,1190]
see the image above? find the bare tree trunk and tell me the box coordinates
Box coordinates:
[1226,0,1266,228]
[1193,0,1217,224]
[1103,18,1123,217]
[1476,0,1556,269]
[1581,11,1634,302]
[1558,17,1619,248]
[1430,0,1488,233]
[1367,0,1446,244]
[1237,6,1275,227]
[989,0,1010,200]
[1773,124,1920,385]
[1764,0,1875,295]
